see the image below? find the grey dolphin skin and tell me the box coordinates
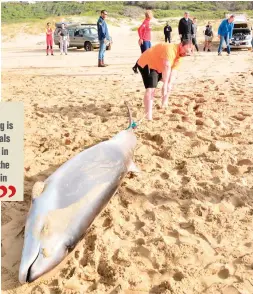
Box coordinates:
[19,102,139,284]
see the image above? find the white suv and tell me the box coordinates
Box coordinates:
[229,14,252,50]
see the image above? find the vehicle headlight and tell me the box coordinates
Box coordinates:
[245,35,251,40]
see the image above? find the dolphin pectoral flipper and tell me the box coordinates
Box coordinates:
[128,161,140,174]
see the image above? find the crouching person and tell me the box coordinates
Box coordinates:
[137,41,191,120]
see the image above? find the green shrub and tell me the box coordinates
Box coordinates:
[2,1,253,23]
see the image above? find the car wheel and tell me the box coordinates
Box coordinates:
[84,42,93,51]
[106,44,112,51]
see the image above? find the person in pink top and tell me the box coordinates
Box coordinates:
[132,10,153,73]
[45,22,54,56]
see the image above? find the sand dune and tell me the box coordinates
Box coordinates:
[1,24,253,294]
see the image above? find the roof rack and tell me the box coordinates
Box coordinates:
[55,22,79,27]
[55,22,97,28]
[80,23,97,26]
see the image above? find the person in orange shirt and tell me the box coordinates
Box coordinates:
[46,22,54,56]
[137,41,191,120]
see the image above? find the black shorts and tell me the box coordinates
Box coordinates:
[137,64,162,89]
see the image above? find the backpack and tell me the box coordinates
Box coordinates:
[205,26,212,37]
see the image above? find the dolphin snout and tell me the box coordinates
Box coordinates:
[26,246,68,282]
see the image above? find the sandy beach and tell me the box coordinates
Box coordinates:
[1,23,253,294]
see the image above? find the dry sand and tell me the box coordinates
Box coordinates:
[1,23,253,294]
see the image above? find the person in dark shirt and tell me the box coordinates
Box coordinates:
[178,11,194,42]
[58,23,69,55]
[203,22,214,52]
[164,22,172,43]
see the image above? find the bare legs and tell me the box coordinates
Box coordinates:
[161,70,177,109]
[161,85,172,108]
[204,40,212,51]
[204,40,207,50]
[143,70,177,121]
[144,88,155,120]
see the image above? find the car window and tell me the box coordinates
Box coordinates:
[68,29,74,37]
[83,29,89,35]
[74,29,83,37]
[89,28,97,35]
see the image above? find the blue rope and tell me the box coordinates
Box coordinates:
[126,121,138,130]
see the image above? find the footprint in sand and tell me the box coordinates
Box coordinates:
[231,114,246,121]
[143,133,164,145]
[181,116,191,122]
[31,285,50,294]
[172,102,184,107]
[196,119,204,126]
[173,271,185,281]
[193,104,201,111]
[237,159,253,166]
[172,108,186,116]
[183,131,196,138]
[112,249,131,267]
[218,267,230,279]
[160,172,170,180]
[227,164,248,176]
[230,195,245,208]
[215,98,226,102]
[134,220,145,230]
[133,245,159,269]
[238,111,252,117]
[195,111,203,118]
[195,98,206,104]
[196,93,204,98]
[143,210,156,222]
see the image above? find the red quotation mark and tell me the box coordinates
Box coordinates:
[0,186,16,198]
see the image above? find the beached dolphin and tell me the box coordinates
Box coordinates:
[19,102,139,284]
